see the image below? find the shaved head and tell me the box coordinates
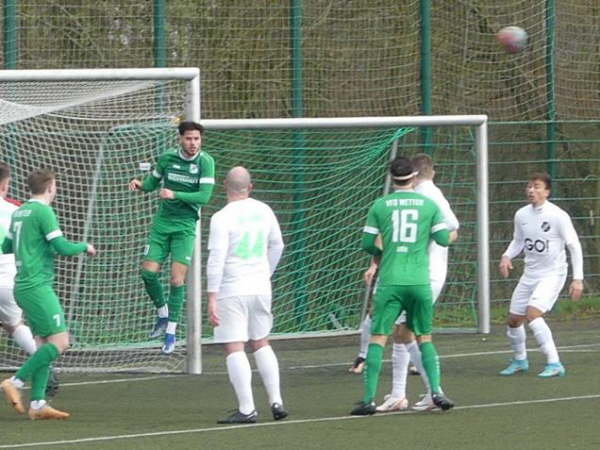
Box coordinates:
[225,166,252,195]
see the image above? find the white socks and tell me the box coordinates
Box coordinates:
[506,325,527,361]
[11,324,37,355]
[30,400,47,410]
[358,315,372,358]
[166,321,177,335]
[405,340,430,393]
[253,345,283,406]
[390,343,409,398]
[9,376,24,389]
[528,318,560,364]
[226,351,255,415]
[157,305,168,319]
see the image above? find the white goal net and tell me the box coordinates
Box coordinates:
[0,69,202,373]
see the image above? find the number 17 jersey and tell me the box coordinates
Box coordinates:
[364,190,447,286]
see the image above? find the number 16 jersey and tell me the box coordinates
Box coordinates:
[364,190,447,286]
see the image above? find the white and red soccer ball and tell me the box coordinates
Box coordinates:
[496,26,528,53]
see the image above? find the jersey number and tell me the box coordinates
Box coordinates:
[234,231,265,259]
[13,221,22,250]
[392,209,418,243]
[53,314,61,327]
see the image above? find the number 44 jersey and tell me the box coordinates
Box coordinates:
[207,197,284,298]
[364,190,448,286]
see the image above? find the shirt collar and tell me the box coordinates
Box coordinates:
[531,200,547,213]
[29,198,49,205]
[178,149,200,162]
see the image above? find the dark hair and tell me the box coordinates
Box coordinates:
[178,121,204,135]
[528,172,551,191]
[0,162,10,183]
[27,169,55,195]
[389,156,415,186]
[412,153,434,178]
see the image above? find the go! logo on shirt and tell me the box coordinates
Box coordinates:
[524,238,549,253]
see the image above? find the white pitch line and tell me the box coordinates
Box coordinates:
[1,394,599,449]
[23,342,600,390]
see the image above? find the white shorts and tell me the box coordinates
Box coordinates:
[395,278,444,325]
[509,273,567,316]
[0,286,22,327]
[213,294,273,344]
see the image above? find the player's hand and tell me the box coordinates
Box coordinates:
[159,188,175,200]
[86,244,97,256]
[128,178,142,191]
[364,262,378,286]
[449,230,458,243]
[569,280,583,301]
[207,295,219,326]
[498,256,512,278]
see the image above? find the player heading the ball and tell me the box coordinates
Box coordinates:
[129,121,215,354]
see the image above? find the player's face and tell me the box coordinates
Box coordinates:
[526,179,549,206]
[180,129,202,158]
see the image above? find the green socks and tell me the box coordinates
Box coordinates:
[167,284,185,323]
[419,341,441,394]
[15,342,60,401]
[363,343,384,403]
[141,269,166,308]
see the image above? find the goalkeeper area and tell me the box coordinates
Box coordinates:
[1,319,599,449]
[0,69,492,374]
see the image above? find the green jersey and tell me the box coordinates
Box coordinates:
[143,149,215,221]
[7,200,86,290]
[362,190,449,286]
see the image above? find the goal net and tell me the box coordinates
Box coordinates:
[201,116,490,339]
[0,69,201,373]
[0,82,489,374]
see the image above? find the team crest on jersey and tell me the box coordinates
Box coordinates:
[541,221,551,232]
[189,164,198,174]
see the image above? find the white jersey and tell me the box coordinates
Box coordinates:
[503,201,583,279]
[0,197,17,288]
[207,197,284,298]
[415,179,459,282]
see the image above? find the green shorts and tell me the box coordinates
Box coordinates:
[14,284,67,338]
[371,284,433,336]
[144,216,197,266]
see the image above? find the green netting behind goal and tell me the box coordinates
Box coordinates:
[201,125,480,336]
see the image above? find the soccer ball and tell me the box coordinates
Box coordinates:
[496,26,528,53]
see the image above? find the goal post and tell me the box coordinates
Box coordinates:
[0,68,203,374]
[201,115,490,336]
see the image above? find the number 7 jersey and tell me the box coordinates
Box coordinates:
[364,190,448,286]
